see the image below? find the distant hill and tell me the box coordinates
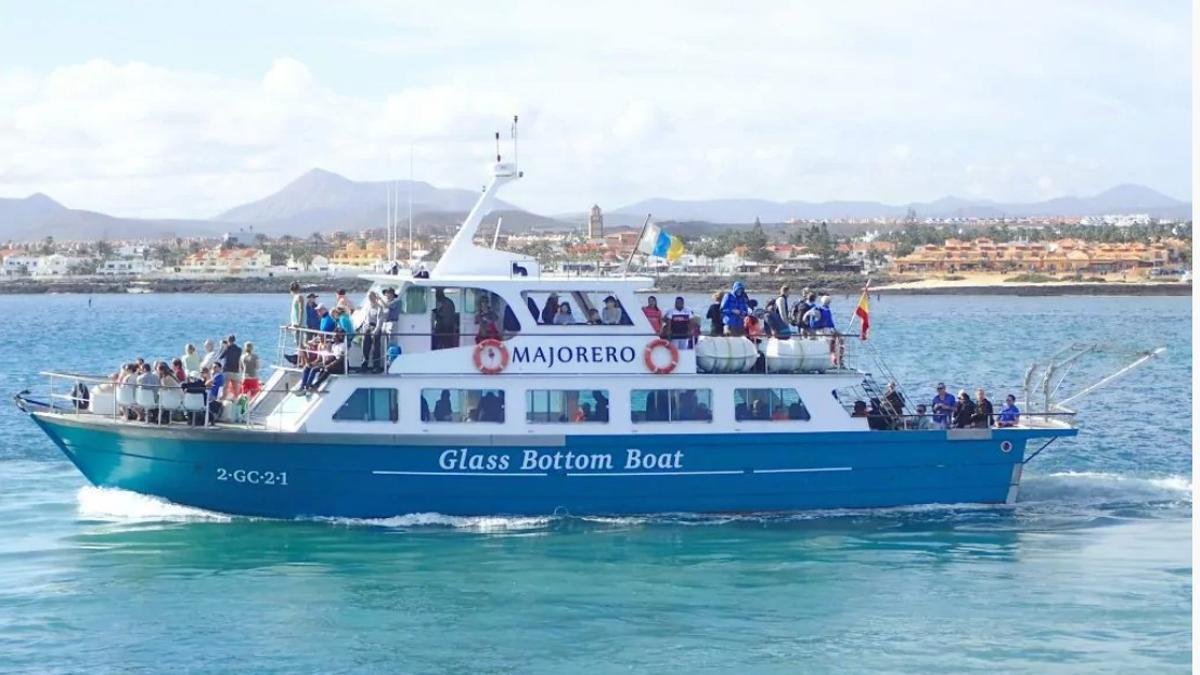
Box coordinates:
[0,193,227,242]
[614,184,1190,223]
[212,168,558,235]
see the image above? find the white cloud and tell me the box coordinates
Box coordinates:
[0,0,1189,218]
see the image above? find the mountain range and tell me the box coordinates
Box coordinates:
[0,170,1189,242]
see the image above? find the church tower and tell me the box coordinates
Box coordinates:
[588,204,604,240]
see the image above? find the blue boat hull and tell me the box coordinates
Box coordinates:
[30,413,1074,518]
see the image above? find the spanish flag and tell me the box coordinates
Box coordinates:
[854,289,870,340]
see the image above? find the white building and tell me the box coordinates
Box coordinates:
[286,254,331,273]
[180,247,272,276]
[2,254,40,276]
[98,258,164,276]
[31,253,92,277]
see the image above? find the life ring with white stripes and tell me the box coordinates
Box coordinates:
[473,339,509,375]
[643,338,679,375]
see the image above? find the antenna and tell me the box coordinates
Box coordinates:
[495,131,501,163]
[408,146,414,266]
[492,216,503,249]
[512,115,519,172]
[386,181,392,262]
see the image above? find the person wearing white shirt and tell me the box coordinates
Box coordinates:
[662,296,696,350]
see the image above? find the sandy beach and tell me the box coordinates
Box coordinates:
[873,271,1191,295]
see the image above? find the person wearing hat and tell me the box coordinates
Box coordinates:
[304,293,320,332]
[381,288,402,349]
[931,383,955,428]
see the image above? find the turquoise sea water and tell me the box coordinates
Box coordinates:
[0,292,1190,673]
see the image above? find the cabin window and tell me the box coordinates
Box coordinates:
[734,388,811,421]
[333,388,398,422]
[402,286,428,314]
[521,291,632,326]
[421,388,505,423]
[630,389,712,423]
[526,389,610,423]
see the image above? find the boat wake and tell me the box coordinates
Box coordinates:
[74,470,1191,530]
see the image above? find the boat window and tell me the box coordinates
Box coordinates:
[403,286,428,314]
[431,287,520,350]
[333,388,398,422]
[630,389,712,423]
[420,388,505,423]
[734,388,811,421]
[521,291,632,326]
[526,389,610,423]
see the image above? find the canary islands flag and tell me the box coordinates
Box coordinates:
[636,223,685,261]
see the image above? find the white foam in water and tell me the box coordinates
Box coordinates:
[76,486,232,523]
[317,512,555,532]
[1020,471,1193,505]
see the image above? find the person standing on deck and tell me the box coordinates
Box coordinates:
[952,390,976,429]
[540,293,559,325]
[775,285,791,325]
[972,389,995,428]
[304,293,320,332]
[318,305,335,333]
[288,282,305,346]
[705,291,725,337]
[663,296,696,349]
[382,288,402,348]
[816,295,836,333]
[642,296,663,335]
[198,338,218,371]
[931,383,955,428]
[720,281,750,336]
[182,343,200,377]
[433,289,458,349]
[997,395,1020,427]
[219,334,242,397]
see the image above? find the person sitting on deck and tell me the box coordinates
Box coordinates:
[134,362,159,422]
[997,395,1020,427]
[198,339,218,371]
[953,390,976,429]
[318,304,335,333]
[911,403,937,430]
[553,302,577,325]
[156,362,180,424]
[586,308,603,325]
[851,400,869,417]
[601,296,623,325]
[303,332,348,393]
[171,358,186,383]
[182,343,200,376]
[720,283,749,336]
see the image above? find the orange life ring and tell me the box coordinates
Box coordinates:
[643,338,679,375]
[473,339,509,375]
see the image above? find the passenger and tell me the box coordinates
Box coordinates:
[642,296,663,334]
[601,296,623,325]
[764,299,791,339]
[883,382,906,418]
[553,302,577,325]
[414,263,430,279]
[182,343,200,376]
[289,281,305,345]
[382,288,402,348]
[156,362,179,424]
[586,308,604,325]
[775,285,792,324]
[792,289,812,329]
[997,395,1020,427]
[801,300,823,335]
[706,291,726,337]
[931,382,955,428]
[135,363,159,422]
[817,295,836,333]
[199,339,218,371]
[205,362,226,423]
[117,363,138,418]
[953,390,976,429]
[476,300,502,342]
[171,358,186,383]
[911,404,937,430]
[362,291,385,372]
[318,304,335,333]
[540,293,560,325]
[851,400,869,417]
[335,288,356,313]
[749,399,768,420]
[479,391,503,422]
[305,293,320,332]
[306,332,348,392]
[432,289,458,349]
[663,296,695,349]
[720,281,750,336]
[743,310,764,339]
[335,307,355,340]
[219,334,242,397]
[240,342,260,397]
[676,390,700,421]
[972,389,995,428]
[434,390,453,422]
[866,398,890,430]
[592,390,610,422]
[574,402,593,422]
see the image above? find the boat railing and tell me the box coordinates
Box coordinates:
[853,410,1077,432]
[275,324,864,375]
[26,370,289,429]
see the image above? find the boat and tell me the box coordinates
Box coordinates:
[17,147,1113,520]
[125,281,154,294]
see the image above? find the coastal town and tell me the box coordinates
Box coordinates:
[0,204,1190,291]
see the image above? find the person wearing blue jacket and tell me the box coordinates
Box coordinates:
[816,295,836,332]
[720,281,750,336]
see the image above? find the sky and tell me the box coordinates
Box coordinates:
[0,0,1191,218]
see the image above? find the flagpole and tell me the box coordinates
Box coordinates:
[845,277,871,335]
[622,213,653,277]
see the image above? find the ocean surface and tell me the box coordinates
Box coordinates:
[0,292,1191,673]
